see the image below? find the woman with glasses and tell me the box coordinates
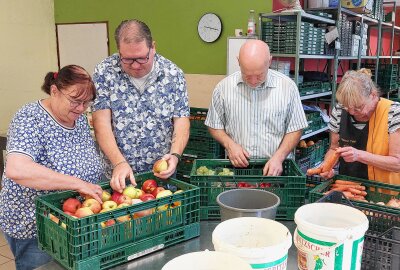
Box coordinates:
[0,65,103,270]
[321,69,400,186]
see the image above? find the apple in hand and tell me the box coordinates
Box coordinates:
[62,198,82,214]
[141,179,158,194]
[102,200,118,210]
[82,198,102,214]
[75,207,94,218]
[151,187,165,198]
[101,191,112,202]
[153,159,168,173]
[140,193,156,202]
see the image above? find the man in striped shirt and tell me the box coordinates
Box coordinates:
[205,40,308,176]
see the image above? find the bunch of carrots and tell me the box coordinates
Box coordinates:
[325,180,368,201]
[307,150,340,176]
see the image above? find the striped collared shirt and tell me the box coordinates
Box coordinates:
[205,69,308,158]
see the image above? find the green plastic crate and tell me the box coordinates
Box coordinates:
[190,159,306,220]
[184,135,225,159]
[309,174,400,215]
[35,172,200,270]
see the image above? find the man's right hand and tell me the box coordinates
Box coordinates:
[227,142,250,167]
[111,162,136,193]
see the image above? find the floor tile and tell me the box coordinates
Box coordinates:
[0,260,16,270]
[0,245,13,259]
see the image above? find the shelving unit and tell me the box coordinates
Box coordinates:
[259,2,399,168]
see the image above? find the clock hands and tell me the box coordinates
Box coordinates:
[204,26,219,31]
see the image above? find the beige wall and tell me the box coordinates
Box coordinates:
[185,74,226,109]
[0,0,57,133]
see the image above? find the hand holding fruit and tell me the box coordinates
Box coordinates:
[153,155,176,179]
[111,160,136,193]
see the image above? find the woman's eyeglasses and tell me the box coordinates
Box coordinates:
[59,90,93,108]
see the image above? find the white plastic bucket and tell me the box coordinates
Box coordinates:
[294,203,369,270]
[162,251,252,270]
[212,217,292,270]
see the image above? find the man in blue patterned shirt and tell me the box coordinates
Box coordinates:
[92,19,190,192]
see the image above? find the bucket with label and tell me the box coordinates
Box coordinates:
[294,203,369,270]
[212,217,292,270]
[162,250,252,270]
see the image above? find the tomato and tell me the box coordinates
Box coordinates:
[259,182,271,188]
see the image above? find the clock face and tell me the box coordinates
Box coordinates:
[197,13,222,43]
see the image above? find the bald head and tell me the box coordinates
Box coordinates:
[238,40,272,88]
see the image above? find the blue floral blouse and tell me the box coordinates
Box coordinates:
[92,53,189,174]
[0,101,103,239]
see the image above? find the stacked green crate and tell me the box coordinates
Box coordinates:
[303,111,327,135]
[315,27,325,55]
[177,108,225,182]
[272,23,285,53]
[285,22,314,54]
[378,64,399,93]
[261,21,274,44]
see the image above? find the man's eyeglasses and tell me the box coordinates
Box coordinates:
[120,47,151,65]
[59,90,93,108]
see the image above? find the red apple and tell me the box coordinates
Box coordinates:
[133,208,153,219]
[82,198,102,214]
[62,198,82,214]
[153,159,168,173]
[111,191,123,203]
[151,187,165,198]
[116,195,132,205]
[75,207,94,218]
[140,193,156,202]
[141,179,158,194]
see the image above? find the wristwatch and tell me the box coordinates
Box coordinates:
[170,153,182,162]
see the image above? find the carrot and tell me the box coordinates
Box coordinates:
[334,180,361,185]
[321,151,340,173]
[343,191,355,199]
[331,184,366,190]
[352,195,367,202]
[331,186,352,192]
[348,187,362,195]
[306,167,322,176]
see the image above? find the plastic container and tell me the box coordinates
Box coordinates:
[216,189,280,221]
[35,172,200,270]
[162,251,252,270]
[213,217,292,270]
[190,159,306,221]
[294,203,369,270]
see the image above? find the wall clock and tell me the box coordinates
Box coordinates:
[197,13,222,43]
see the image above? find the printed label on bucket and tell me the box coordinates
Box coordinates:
[296,230,364,270]
[250,254,287,270]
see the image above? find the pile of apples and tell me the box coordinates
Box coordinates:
[51,179,183,228]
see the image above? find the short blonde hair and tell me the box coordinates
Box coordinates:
[336,69,379,108]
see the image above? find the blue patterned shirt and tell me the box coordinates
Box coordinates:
[92,53,189,175]
[0,101,103,239]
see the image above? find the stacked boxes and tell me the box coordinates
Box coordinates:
[270,60,291,76]
[378,64,399,93]
[262,21,326,55]
[338,14,353,56]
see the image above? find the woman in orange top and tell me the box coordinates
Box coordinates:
[322,69,400,185]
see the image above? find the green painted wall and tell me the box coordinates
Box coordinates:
[54,0,272,75]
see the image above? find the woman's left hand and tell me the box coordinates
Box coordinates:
[336,147,362,163]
